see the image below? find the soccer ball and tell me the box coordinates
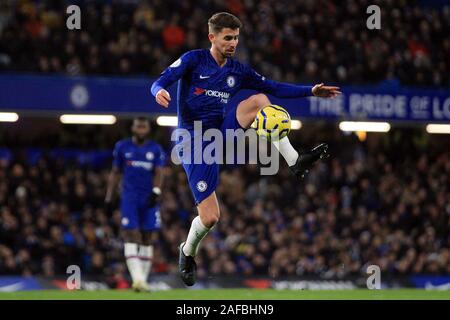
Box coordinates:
[252,105,291,141]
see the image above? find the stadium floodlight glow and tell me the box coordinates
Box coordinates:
[59,114,116,125]
[339,121,391,132]
[291,120,302,130]
[156,116,178,127]
[426,124,450,134]
[0,112,19,122]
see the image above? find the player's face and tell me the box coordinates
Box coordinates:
[132,120,150,140]
[210,28,239,58]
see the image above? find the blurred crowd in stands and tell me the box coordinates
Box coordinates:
[0,0,449,87]
[0,0,449,285]
[1,124,449,284]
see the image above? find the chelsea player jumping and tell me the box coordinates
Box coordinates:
[105,117,166,291]
[151,12,341,286]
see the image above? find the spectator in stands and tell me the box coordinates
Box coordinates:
[0,127,448,279]
[0,0,448,86]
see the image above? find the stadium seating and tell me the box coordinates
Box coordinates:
[0,0,448,86]
[0,126,448,279]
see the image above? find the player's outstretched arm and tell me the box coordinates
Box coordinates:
[151,51,197,108]
[155,89,171,108]
[243,66,341,99]
[311,83,341,98]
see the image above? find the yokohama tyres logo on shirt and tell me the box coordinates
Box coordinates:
[126,160,153,170]
[193,87,230,103]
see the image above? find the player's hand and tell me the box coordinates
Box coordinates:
[312,83,341,98]
[155,89,171,108]
[147,187,162,208]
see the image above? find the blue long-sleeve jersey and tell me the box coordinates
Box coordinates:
[151,49,313,130]
[113,138,166,196]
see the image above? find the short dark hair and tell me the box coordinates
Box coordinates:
[133,117,150,125]
[208,12,242,34]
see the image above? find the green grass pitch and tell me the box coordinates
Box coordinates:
[0,289,449,300]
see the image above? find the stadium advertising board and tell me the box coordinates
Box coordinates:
[0,75,449,123]
[2,275,447,291]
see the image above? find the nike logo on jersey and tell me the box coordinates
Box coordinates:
[199,75,210,79]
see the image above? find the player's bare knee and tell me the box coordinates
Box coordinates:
[197,192,220,227]
[251,93,270,109]
[123,229,141,243]
[122,230,131,242]
[201,212,219,228]
[198,205,220,227]
[142,232,154,246]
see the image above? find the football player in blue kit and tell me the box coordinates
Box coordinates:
[151,12,341,286]
[105,117,166,291]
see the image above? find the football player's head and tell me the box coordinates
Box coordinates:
[208,12,242,58]
[132,117,150,142]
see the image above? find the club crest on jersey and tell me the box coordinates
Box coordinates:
[196,180,207,192]
[227,76,235,87]
[146,152,154,160]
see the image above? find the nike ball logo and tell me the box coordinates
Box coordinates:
[199,75,210,79]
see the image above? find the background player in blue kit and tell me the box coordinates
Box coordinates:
[151,12,341,286]
[105,117,166,291]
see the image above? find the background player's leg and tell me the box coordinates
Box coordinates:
[121,197,146,288]
[182,192,220,257]
[123,229,145,286]
[139,205,162,285]
[140,231,156,283]
[236,93,299,166]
